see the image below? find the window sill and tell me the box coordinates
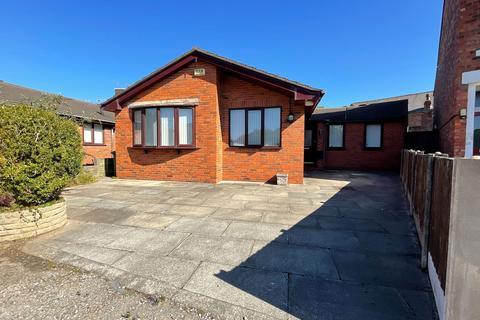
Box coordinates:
[129,146,199,150]
[228,146,282,150]
[327,147,345,151]
[364,147,383,151]
[83,143,106,146]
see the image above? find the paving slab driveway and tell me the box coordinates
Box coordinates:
[24,172,437,320]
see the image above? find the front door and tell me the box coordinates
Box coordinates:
[304,125,317,164]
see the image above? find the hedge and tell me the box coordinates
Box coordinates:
[0,103,83,206]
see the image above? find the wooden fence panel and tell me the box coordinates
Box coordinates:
[429,156,453,290]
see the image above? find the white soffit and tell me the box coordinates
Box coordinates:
[461,70,480,84]
[128,98,199,109]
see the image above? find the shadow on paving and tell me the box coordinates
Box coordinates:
[215,171,437,320]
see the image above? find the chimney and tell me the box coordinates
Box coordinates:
[424,94,432,110]
[114,88,125,96]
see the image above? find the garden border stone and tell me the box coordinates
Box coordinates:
[0,200,67,242]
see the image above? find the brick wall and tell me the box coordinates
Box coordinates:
[219,73,305,184]
[115,62,221,183]
[315,122,405,171]
[434,0,480,156]
[113,62,306,184]
[82,124,114,165]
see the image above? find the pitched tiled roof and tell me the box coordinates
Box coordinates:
[0,81,115,123]
[310,100,408,123]
[102,47,324,111]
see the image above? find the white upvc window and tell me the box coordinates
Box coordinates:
[83,123,104,145]
[328,124,344,149]
[365,124,382,149]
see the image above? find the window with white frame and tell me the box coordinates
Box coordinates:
[328,124,344,148]
[83,123,104,144]
[365,123,382,149]
[132,107,194,148]
[229,107,281,147]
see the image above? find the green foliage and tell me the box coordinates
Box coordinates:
[0,103,83,206]
[70,168,97,186]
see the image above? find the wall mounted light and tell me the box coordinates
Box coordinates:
[287,112,295,123]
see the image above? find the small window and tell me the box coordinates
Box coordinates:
[160,108,174,146]
[264,108,281,147]
[230,109,245,146]
[328,124,344,149]
[247,110,262,146]
[133,110,142,145]
[365,124,382,149]
[83,124,92,144]
[93,124,103,144]
[83,123,103,145]
[229,107,281,147]
[178,108,193,145]
[145,108,157,146]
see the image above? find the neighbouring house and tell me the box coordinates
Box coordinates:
[352,91,435,151]
[433,0,480,157]
[0,80,115,174]
[306,100,408,171]
[101,48,324,184]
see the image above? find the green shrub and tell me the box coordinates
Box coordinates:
[0,104,83,206]
[70,168,97,186]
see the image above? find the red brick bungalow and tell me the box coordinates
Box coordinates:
[101,48,324,184]
[306,100,408,171]
[0,81,115,171]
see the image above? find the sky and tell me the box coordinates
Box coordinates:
[0,0,443,107]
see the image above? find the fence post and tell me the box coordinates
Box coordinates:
[421,153,435,270]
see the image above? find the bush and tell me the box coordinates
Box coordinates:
[0,104,83,206]
[70,168,97,186]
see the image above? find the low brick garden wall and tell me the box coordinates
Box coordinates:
[0,200,67,242]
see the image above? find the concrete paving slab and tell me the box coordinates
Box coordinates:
[168,205,217,217]
[289,275,414,320]
[262,212,317,227]
[119,213,181,229]
[316,216,387,233]
[165,217,230,236]
[201,199,247,209]
[106,228,188,255]
[71,208,136,224]
[55,223,132,246]
[333,251,430,290]
[113,253,200,288]
[211,208,263,222]
[355,231,420,255]
[170,234,253,265]
[244,201,290,213]
[245,241,338,279]
[47,240,129,265]
[184,262,288,319]
[223,221,289,242]
[125,203,172,214]
[288,227,360,251]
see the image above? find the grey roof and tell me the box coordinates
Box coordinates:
[102,47,324,106]
[310,100,408,123]
[0,81,115,124]
[351,91,433,112]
